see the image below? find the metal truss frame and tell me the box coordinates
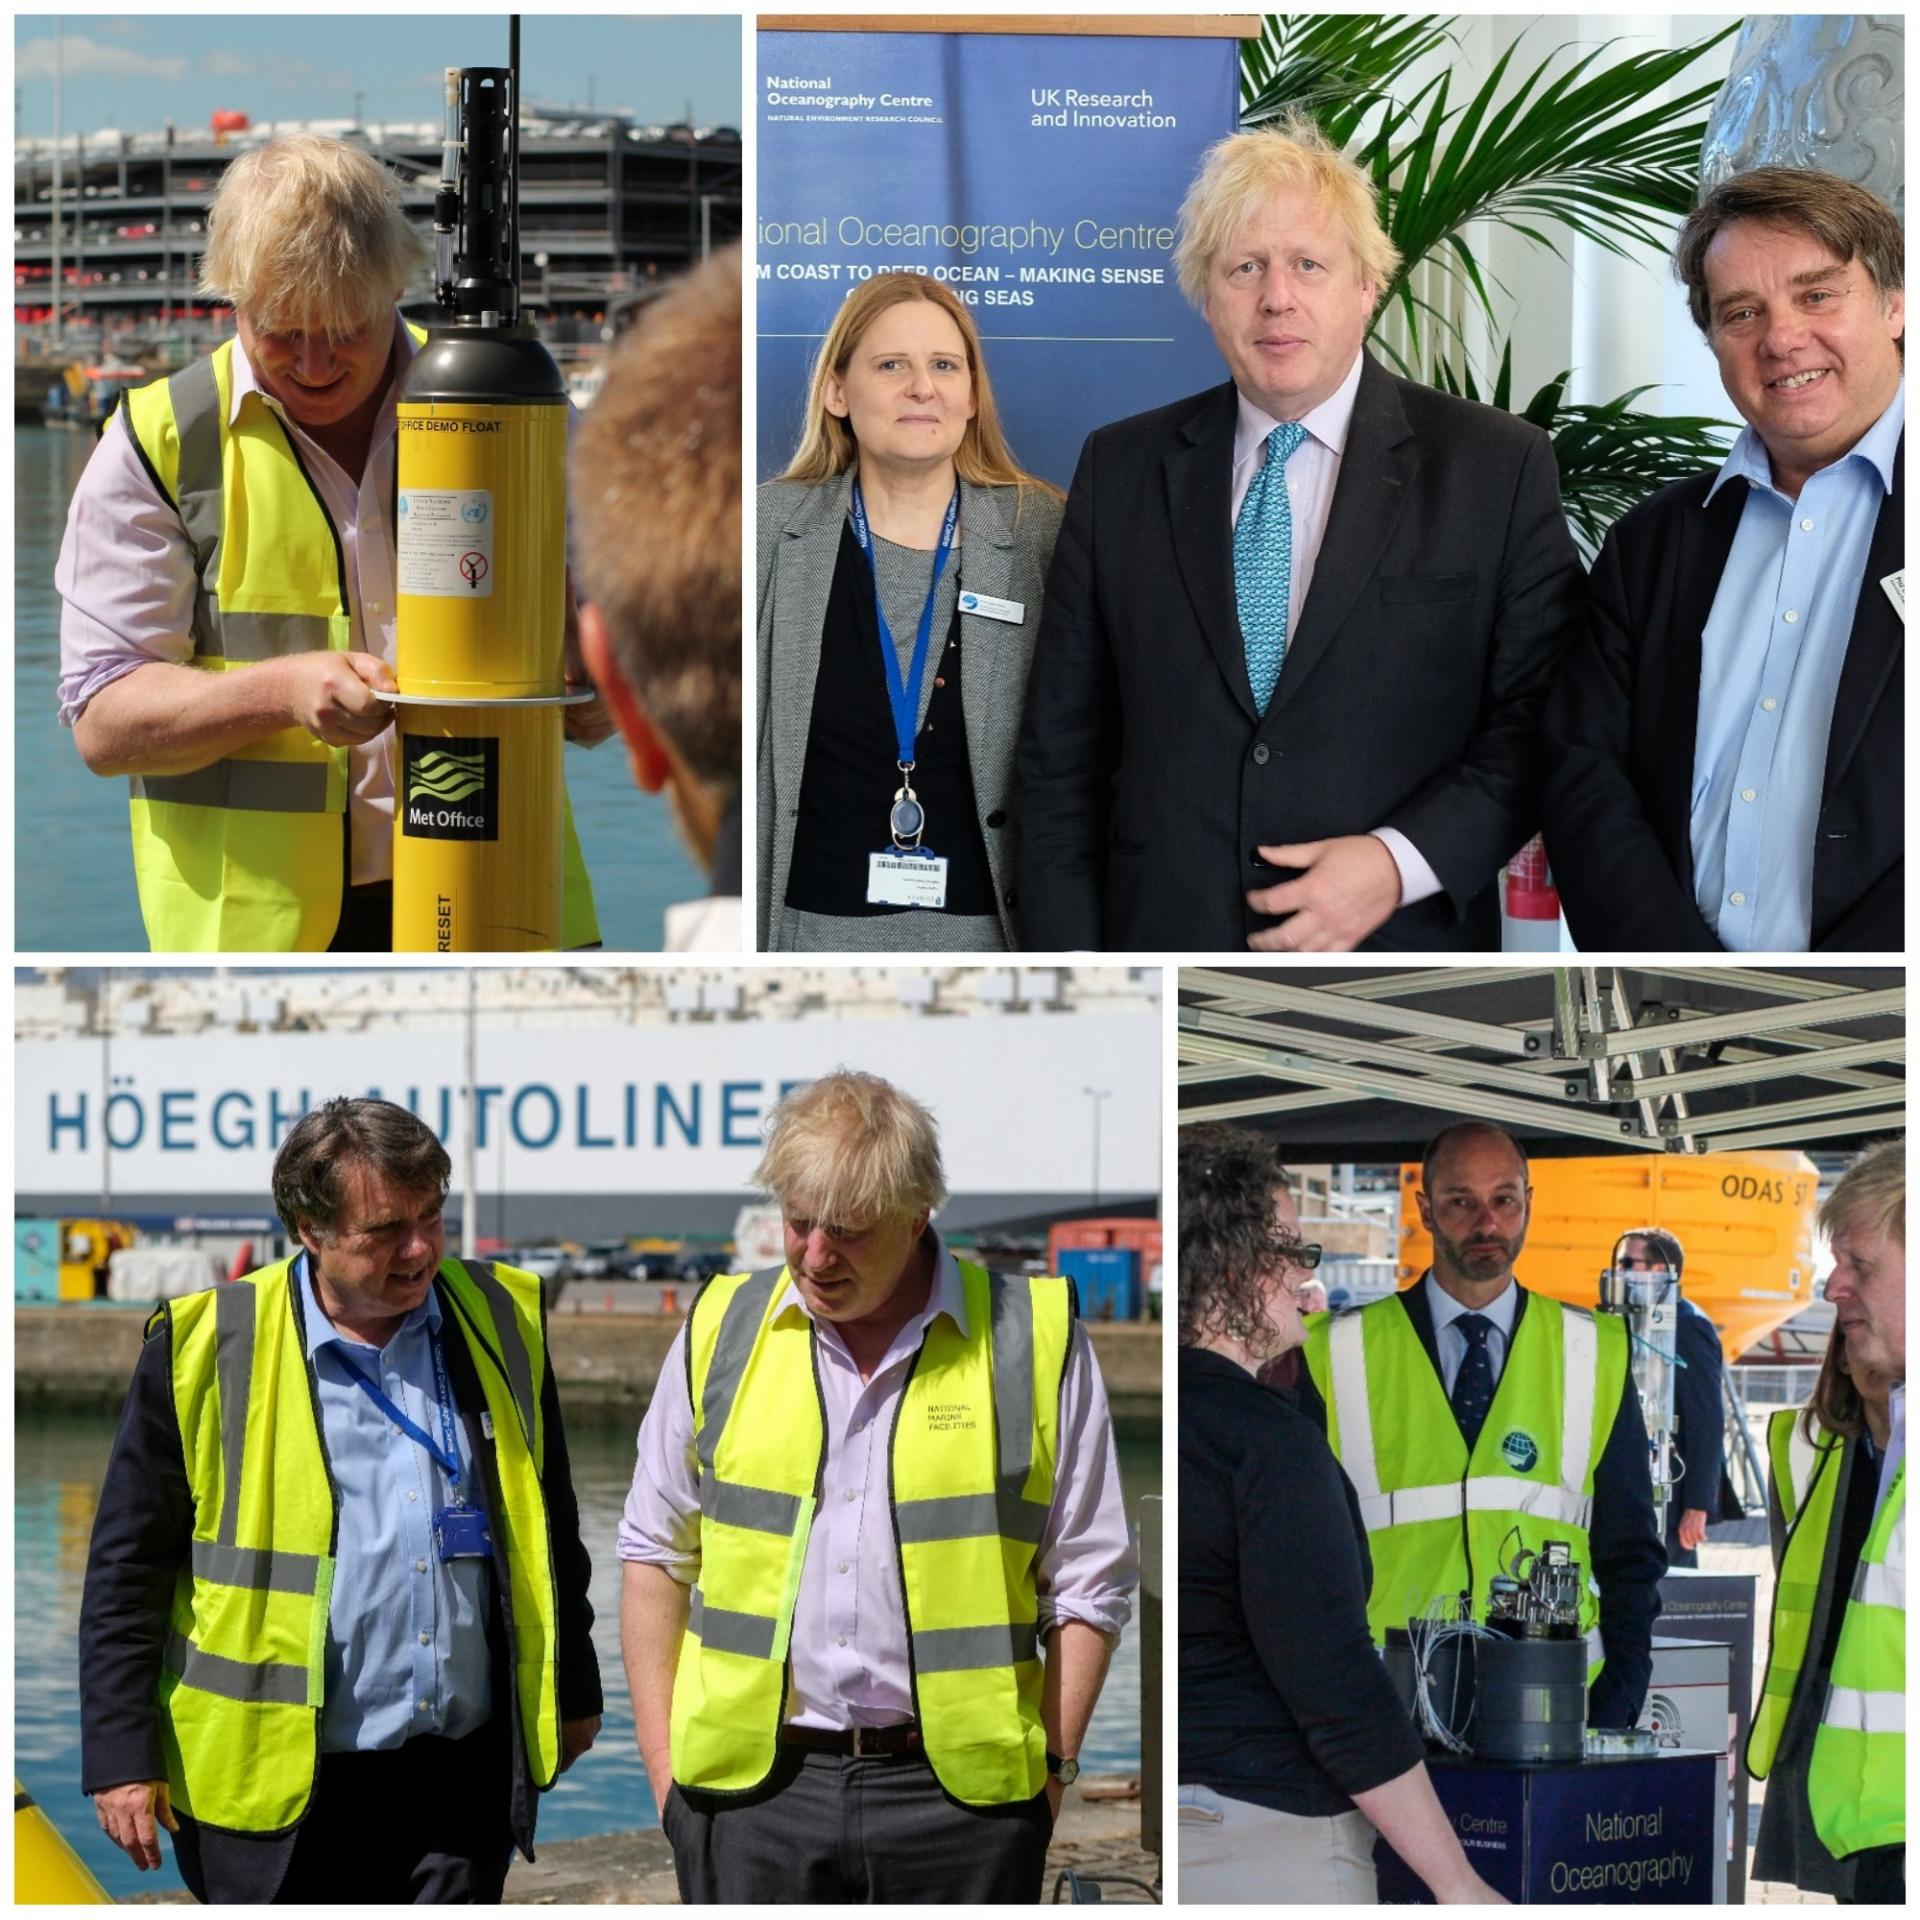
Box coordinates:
[1177,967,1904,1157]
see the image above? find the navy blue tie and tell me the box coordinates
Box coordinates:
[1450,1314,1497,1452]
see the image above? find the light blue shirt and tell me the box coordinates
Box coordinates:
[1425,1271,1519,1397]
[1690,382,1903,950]
[299,1256,493,1752]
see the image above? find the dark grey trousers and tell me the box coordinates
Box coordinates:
[665,1750,1053,1903]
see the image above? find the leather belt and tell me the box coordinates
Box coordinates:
[778,1721,924,1758]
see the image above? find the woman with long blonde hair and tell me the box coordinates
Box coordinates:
[757,273,1061,951]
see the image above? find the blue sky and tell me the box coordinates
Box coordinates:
[15,15,740,138]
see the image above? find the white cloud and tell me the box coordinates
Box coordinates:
[16,33,189,81]
[202,50,252,77]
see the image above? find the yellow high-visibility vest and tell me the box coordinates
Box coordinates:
[1305,1287,1626,1672]
[157,1256,561,1831]
[670,1259,1072,1805]
[118,330,597,951]
[1747,1407,1845,1778]
[1809,1461,1904,1858]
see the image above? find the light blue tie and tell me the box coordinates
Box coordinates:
[1234,420,1308,716]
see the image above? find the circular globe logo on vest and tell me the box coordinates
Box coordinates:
[1500,1429,1539,1474]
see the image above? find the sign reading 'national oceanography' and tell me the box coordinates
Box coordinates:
[756,30,1239,488]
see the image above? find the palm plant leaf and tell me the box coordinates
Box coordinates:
[1359,29,1740,349]
[1430,344,1735,559]
[1241,13,1456,143]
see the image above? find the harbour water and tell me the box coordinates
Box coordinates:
[14,425,701,955]
[15,1411,1155,1902]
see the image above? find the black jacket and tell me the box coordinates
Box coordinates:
[1179,1344,1425,1816]
[1291,1280,1667,1729]
[1014,355,1582,951]
[1540,440,1903,952]
[78,1269,602,1902]
[1670,1296,1728,1527]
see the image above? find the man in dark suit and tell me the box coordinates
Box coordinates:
[79,1099,601,1902]
[1614,1229,1728,1570]
[1543,168,1903,952]
[1299,1123,1666,1728]
[1015,120,1582,952]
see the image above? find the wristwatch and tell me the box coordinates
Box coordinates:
[1045,1751,1080,1786]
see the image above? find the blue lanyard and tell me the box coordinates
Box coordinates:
[848,481,958,769]
[343,1324,466,1505]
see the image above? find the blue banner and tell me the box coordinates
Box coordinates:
[756,29,1239,487]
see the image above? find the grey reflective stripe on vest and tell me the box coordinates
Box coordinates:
[1823,1684,1906,1737]
[131,760,331,814]
[168,358,225,651]
[209,609,337,664]
[687,1585,778,1660]
[704,1479,805,1536]
[164,1629,309,1707]
[912,1620,1039,1673]
[214,1282,253,1549]
[895,1488,1049,1547]
[191,1540,324,1596]
[895,1271,1051,1546]
[694,1268,785,1482]
[458,1259,540,1449]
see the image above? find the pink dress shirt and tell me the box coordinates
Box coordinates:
[619,1233,1139,1730]
[55,318,415,886]
[1228,349,1441,908]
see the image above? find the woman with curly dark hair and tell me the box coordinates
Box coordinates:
[1178,1123,1501,1905]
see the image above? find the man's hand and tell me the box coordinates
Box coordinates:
[1676,1508,1709,1552]
[1246,835,1403,951]
[93,1780,178,1871]
[559,1714,603,1774]
[280,652,397,747]
[1045,1775,1066,1827]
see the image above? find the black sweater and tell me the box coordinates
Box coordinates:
[1179,1344,1424,1816]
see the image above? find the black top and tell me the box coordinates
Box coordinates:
[1290,1281,1668,1730]
[1669,1295,1728,1530]
[785,522,996,916]
[1179,1343,1425,1816]
[79,1274,603,1901]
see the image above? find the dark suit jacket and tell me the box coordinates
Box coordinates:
[1014,355,1582,951]
[1670,1295,1727,1527]
[1540,440,1904,952]
[1292,1279,1668,1729]
[79,1268,602,1902]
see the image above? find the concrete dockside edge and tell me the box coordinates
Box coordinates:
[14,1310,1164,1432]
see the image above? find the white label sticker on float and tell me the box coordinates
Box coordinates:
[398,488,495,598]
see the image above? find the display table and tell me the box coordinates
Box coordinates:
[1374,1746,1723,1904]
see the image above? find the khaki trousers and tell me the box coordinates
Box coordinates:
[1178,1784,1379,1905]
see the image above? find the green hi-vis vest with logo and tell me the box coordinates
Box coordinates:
[670,1260,1073,1806]
[1305,1288,1627,1669]
[1809,1460,1904,1859]
[1747,1407,1846,1778]
[118,330,597,952]
[155,1255,561,1833]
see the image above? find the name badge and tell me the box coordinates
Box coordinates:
[958,590,1024,626]
[1883,570,1905,623]
[868,847,950,909]
[434,1505,492,1561]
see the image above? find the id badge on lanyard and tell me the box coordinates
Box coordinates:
[850,480,957,910]
[346,1325,494,1561]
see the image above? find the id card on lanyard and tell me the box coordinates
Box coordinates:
[849,480,958,910]
[344,1323,494,1561]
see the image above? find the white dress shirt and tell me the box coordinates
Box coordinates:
[1229,351,1441,907]
[1424,1270,1520,1397]
[56,318,415,885]
[618,1232,1138,1730]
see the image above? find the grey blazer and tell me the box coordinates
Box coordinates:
[756,472,1064,950]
